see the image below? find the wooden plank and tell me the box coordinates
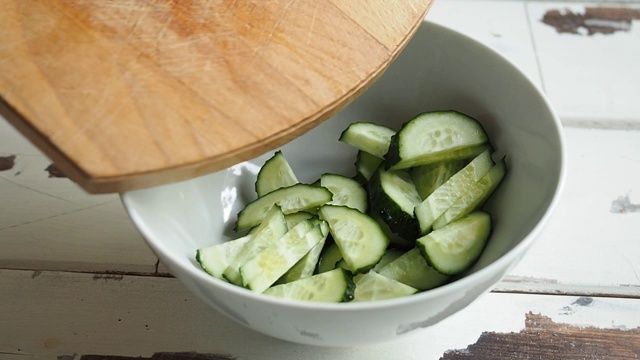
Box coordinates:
[506,128,640,293]
[1,269,639,359]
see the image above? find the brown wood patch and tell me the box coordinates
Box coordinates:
[441,312,640,359]
[542,6,640,35]
[0,155,16,171]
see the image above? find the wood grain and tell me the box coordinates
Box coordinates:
[0,0,433,193]
[442,312,640,359]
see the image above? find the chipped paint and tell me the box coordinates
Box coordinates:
[0,155,16,171]
[59,352,236,360]
[611,193,640,213]
[560,297,593,315]
[542,7,640,35]
[93,273,124,281]
[442,312,640,359]
[45,163,68,178]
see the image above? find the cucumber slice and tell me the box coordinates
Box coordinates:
[264,268,355,303]
[385,111,490,170]
[241,221,325,293]
[432,159,506,230]
[321,173,368,213]
[354,150,384,185]
[414,150,494,234]
[284,211,315,229]
[411,159,467,200]
[352,248,404,284]
[255,151,299,197]
[317,241,343,273]
[235,184,333,231]
[369,167,422,239]
[377,248,450,291]
[417,211,492,275]
[318,205,389,273]
[278,236,327,284]
[223,206,288,285]
[248,210,314,236]
[339,122,396,158]
[196,235,252,281]
[353,271,417,302]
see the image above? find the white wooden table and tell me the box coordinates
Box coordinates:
[2,1,640,358]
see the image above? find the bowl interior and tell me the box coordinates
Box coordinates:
[122,21,564,311]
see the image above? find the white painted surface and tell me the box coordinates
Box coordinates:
[509,127,640,292]
[1,0,640,357]
[1,268,638,360]
[428,0,543,88]
[527,2,640,127]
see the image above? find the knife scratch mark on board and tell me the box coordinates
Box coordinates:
[307,3,320,45]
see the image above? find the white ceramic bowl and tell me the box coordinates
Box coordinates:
[122,21,565,347]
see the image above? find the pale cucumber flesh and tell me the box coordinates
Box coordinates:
[264,268,354,303]
[386,111,489,170]
[353,271,417,301]
[417,211,492,275]
[241,221,324,293]
[414,150,494,234]
[321,173,368,213]
[432,159,506,230]
[318,205,389,273]
[255,150,299,197]
[235,184,332,231]
[339,122,396,158]
[224,206,288,285]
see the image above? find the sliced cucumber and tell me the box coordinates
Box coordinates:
[385,111,489,170]
[318,205,389,273]
[369,167,422,239]
[235,184,333,231]
[414,150,494,235]
[223,206,288,285]
[241,221,324,293]
[196,235,252,281]
[316,240,343,273]
[250,211,316,236]
[285,211,315,229]
[339,122,396,158]
[321,173,368,213]
[255,151,299,197]
[277,236,327,284]
[264,268,355,303]
[432,159,506,230]
[352,248,404,284]
[353,271,417,301]
[377,248,450,291]
[417,211,492,275]
[411,159,467,200]
[354,150,384,185]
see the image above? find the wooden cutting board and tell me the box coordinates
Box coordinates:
[0,0,433,193]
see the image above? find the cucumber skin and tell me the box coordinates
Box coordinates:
[342,269,356,302]
[368,169,421,240]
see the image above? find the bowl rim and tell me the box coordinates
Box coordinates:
[121,20,567,312]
